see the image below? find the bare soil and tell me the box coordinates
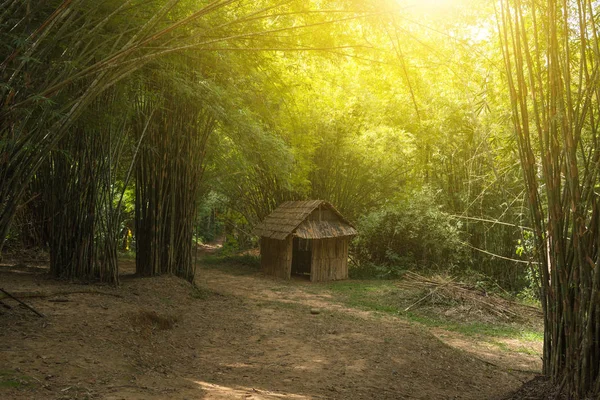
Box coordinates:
[1,257,541,400]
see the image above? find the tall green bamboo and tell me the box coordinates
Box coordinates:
[497,0,600,396]
[37,88,130,283]
[134,66,215,282]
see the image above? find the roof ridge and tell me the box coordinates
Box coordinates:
[252,200,356,240]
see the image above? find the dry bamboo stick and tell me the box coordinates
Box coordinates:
[0,288,45,317]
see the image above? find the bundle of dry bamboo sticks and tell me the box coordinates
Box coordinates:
[397,271,540,320]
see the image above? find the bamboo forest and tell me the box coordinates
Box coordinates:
[1,1,600,399]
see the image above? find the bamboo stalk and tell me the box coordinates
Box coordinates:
[497,0,600,396]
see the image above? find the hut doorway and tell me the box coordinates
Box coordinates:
[291,237,312,277]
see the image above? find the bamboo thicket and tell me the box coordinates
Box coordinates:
[498,0,600,396]
[135,68,214,282]
[45,130,101,281]
[39,89,131,283]
[0,0,249,255]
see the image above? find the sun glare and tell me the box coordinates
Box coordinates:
[396,0,459,14]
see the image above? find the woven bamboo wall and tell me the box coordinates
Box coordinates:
[310,237,349,282]
[260,236,293,279]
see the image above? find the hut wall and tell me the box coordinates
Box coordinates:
[260,236,293,279]
[310,237,349,282]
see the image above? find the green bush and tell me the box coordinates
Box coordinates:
[195,192,226,243]
[351,189,466,278]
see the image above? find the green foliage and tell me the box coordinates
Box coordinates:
[351,189,467,278]
[0,0,533,295]
[513,230,540,301]
[218,209,258,253]
[195,192,226,243]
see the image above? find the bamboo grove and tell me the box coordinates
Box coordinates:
[0,0,364,282]
[498,0,600,396]
[3,1,600,397]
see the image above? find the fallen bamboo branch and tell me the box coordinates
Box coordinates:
[0,288,45,317]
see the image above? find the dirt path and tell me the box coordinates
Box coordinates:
[198,267,542,373]
[1,261,535,399]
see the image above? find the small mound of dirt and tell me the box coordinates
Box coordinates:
[129,310,178,332]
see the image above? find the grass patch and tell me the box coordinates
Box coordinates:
[324,279,543,344]
[0,370,32,389]
[252,299,304,312]
[515,346,540,355]
[190,286,212,300]
[200,254,260,275]
[402,312,543,341]
[0,380,21,389]
[487,340,541,356]
[520,330,544,341]
[489,340,511,352]
[269,285,293,293]
[326,280,408,313]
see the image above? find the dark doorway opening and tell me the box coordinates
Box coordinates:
[291,237,311,278]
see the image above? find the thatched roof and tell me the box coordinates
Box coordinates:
[253,200,357,240]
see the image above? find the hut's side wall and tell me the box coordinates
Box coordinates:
[260,236,293,279]
[310,237,349,282]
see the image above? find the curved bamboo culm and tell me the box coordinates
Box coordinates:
[497,0,600,397]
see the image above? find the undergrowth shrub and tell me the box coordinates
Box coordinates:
[195,192,226,243]
[351,189,466,278]
[203,253,261,269]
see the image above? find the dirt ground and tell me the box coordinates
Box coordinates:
[1,257,541,400]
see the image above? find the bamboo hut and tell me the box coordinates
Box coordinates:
[253,200,357,282]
